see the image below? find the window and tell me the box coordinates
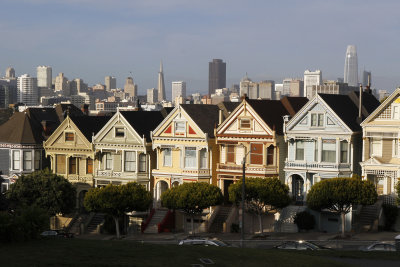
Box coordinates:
[23,151,32,171]
[56,155,66,174]
[295,140,304,161]
[250,143,263,165]
[227,145,235,163]
[185,147,197,168]
[394,139,399,157]
[87,158,93,174]
[124,151,136,172]
[393,105,400,119]
[65,132,74,141]
[314,140,319,162]
[69,157,77,174]
[115,128,125,138]
[34,150,41,170]
[311,113,324,127]
[163,148,172,166]
[12,150,20,170]
[175,121,185,133]
[139,154,146,172]
[239,118,251,129]
[370,138,382,157]
[200,148,207,169]
[266,145,274,165]
[105,152,112,170]
[340,141,348,163]
[322,139,336,163]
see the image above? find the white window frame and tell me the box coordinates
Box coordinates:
[199,148,207,169]
[124,151,136,172]
[370,138,382,157]
[174,121,185,133]
[23,151,32,171]
[184,147,197,169]
[105,152,113,170]
[12,150,20,170]
[340,140,349,163]
[392,104,400,119]
[239,118,251,129]
[310,113,324,128]
[393,139,399,157]
[163,148,172,167]
[115,127,125,138]
[295,140,304,161]
[139,153,146,172]
[322,139,336,163]
[34,150,41,170]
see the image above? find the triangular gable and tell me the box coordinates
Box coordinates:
[93,111,144,145]
[362,88,400,125]
[44,117,92,150]
[152,105,205,139]
[286,95,352,133]
[216,100,273,136]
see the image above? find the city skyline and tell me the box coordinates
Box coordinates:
[1,1,400,96]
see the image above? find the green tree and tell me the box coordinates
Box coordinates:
[396,180,400,205]
[307,177,377,237]
[6,169,76,216]
[161,182,223,234]
[84,182,152,239]
[228,177,290,233]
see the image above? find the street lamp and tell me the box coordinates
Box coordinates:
[240,144,252,248]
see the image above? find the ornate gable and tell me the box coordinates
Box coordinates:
[362,88,400,125]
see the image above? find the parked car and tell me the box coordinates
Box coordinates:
[40,230,59,237]
[359,242,396,252]
[178,238,229,247]
[40,230,74,238]
[274,241,328,250]
[56,230,74,238]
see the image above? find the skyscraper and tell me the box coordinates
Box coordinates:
[208,59,226,96]
[158,61,166,102]
[105,76,116,91]
[124,77,137,98]
[344,45,358,87]
[37,66,52,88]
[172,81,186,104]
[17,74,38,106]
[5,67,15,78]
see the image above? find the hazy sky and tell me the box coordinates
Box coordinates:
[1,0,400,98]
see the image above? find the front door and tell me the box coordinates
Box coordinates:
[223,179,233,204]
[292,175,304,204]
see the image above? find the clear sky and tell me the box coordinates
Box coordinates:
[1,0,399,98]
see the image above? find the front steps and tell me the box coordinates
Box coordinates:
[274,205,306,233]
[143,209,168,233]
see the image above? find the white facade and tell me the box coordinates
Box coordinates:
[304,70,322,99]
[37,66,52,88]
[172,81,186,104]
[17,74,38,105]
[147,88,158,104]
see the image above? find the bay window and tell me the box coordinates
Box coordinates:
[185,147,196,168]
[23,151,32,171]
[322,139,336,163]
[139,154,146,172]
[163,148,172,166]
[340,140,348,163]
[295,140,304,161]
[124,151,136,172]
[12,150,20,170]
[200,148,207,169]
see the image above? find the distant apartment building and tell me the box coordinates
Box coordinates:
[209,59,226,96]
[240,75,274,100]
[36,66,52,88]
[124,77,137,98]
[310,80,358,98]
[54,73,70,96]
[71,93,95,110]
[289,79,304,97]
[172,81,186,104]
[5,67,15,78]
[17,74,38,106]
[70,78,88,95]
[147,88,158,104]
[258,80,274,99]
[0,78,17,108]
[105,76,116,91]
[304,70,322,99]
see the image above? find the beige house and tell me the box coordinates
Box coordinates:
[360,87,400,203]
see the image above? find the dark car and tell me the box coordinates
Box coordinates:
[274,241,328,250]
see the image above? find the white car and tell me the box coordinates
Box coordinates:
[360,242,396,252]
[178,238,228,247]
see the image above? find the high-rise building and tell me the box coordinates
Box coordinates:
[124,77,137,98]
[54,73,70,96]
[158,61,166,102]
[147,88,158,104]
[208,59,226,96]
[0,79,17,108]
[344,45,358,87]
[258,80,274,99]
[239,74,257,98]
[289,79,304,97]
[362,70,371,87]
[172,81,186,104]
[17,74,38,106]
[5,67,15,78]
[105,76,116,91]
[70,78,88,95]
[304,70,322,98]
[36,66,52,88]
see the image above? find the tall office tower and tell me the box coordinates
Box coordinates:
[304,70,322,99]
[5,67,15,78]
[36,66,52,88]
[157,61,166,102]
[289,80,304,97]
[105,76,116,91]
[344,45,358,87]
[362,70,371,87]
[147,88,158,104]
[208,59,226,96]
[124,77,137,98]
[239,74,257,99]
[172,81,186,104]
[54,73,70,96]
[17,74,38,106]
[258,80,274,99]
[70,78,88,94]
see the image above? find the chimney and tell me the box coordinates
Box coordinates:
[240,93,249,101]
[218,109,223,125]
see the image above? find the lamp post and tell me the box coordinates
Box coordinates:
[240,145,252,248]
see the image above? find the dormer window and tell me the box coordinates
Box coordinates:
[311,113,324,127]
[239,118,251,129]
[115,127,125,138]
[392,105,400,119]
[175,121,185,133]
[65,132,74,141]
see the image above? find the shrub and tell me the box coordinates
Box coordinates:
[230,223,239,233]
[294,211,315,231]
[382,204,398,231]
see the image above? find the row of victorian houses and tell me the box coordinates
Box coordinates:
[1,86,399,233]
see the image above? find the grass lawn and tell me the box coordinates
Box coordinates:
[1,239,399,267]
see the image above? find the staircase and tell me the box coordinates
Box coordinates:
[66,213,90,235]
[274,205,306,233]
[144,209,168,234]
[208,206,232,233]
[357,200,383,232]
[87,213,105,234]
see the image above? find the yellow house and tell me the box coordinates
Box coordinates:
[43,115,111,207]
[151,104,223,203]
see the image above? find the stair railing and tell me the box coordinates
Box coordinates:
[224,205,237,233]
[141,208,155,233]
[158,210,175,233]
[206,206,221,232]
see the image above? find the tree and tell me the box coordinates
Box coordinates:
[229,177,290,233]
[396,180,400,205]
[307,177,377,237]
[6,169,76,216]
[161,182,223,234]
[84,182,152,239]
